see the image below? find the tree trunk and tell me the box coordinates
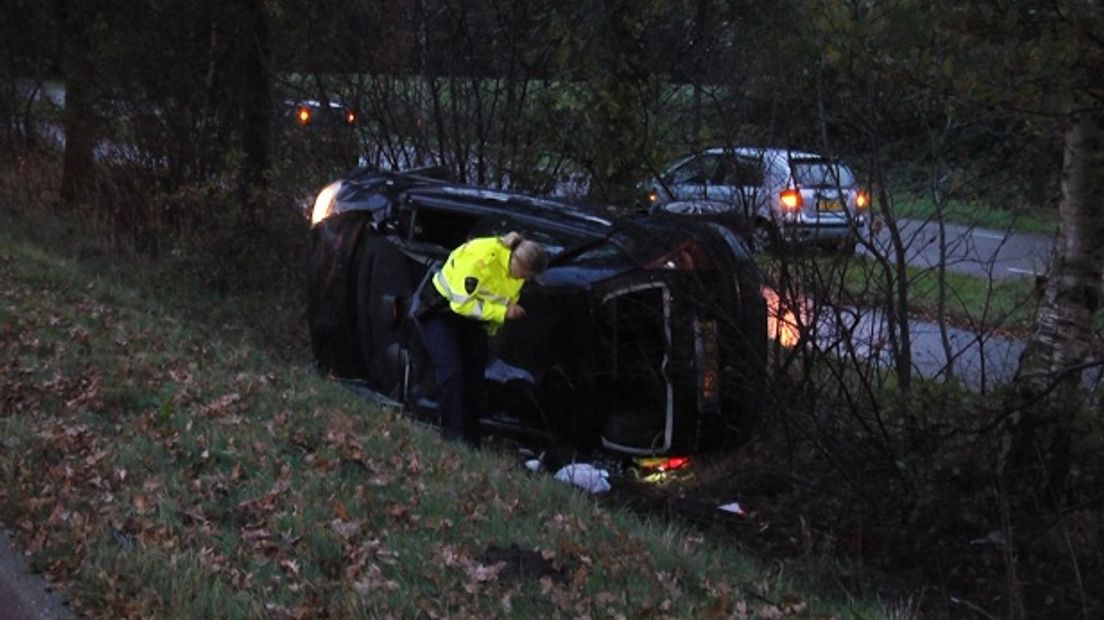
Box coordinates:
[56,0,97,204]
[238,0,272,217]
[1004,107,1104,486]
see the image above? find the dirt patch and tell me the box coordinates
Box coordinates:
[478,544,567,584]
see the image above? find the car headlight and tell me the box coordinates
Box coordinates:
[310,181,343,226]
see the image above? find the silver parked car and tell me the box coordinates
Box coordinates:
[646,147,870,253]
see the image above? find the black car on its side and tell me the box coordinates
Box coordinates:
[307,168,767,456]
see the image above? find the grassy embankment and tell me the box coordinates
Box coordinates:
[840,259,1039,334]
[890,192,1058,236]
[0,197,898,615]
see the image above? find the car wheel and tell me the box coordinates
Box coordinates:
[728,258,767,442]
[835,237,858,255]
[354,235,415,395]
[749,222,779,254]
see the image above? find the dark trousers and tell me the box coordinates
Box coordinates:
[417,310,488,447]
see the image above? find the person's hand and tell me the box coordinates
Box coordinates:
[505,303,526,320]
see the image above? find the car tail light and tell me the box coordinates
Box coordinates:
[856,190,869,210]
[780,189,802,211]
[634,456,691,472]
[633,455,692,483]
[297,106,312,125]
[697,319,719,405]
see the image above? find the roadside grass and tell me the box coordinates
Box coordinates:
[758,253,1038,335]
[889,192,1058,236]
[0,210,899,615]
[841,257,1039,332]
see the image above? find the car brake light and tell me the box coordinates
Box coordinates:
[635,456,691,472]
[856,190,869,209]
[780,189,802,211]
[698,319,719,405]
[297,107,311,125]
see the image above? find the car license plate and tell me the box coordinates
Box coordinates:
[818,199,843,212]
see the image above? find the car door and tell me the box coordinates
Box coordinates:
[706,154,766,219]
[662,154,721,202]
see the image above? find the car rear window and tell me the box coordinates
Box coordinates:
[790,159,856,188]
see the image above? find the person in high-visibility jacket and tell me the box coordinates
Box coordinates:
[415,232,547,447]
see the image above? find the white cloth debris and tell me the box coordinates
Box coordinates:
[554,463,611,494]
[718,502,745,515]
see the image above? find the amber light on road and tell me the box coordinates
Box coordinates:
[762,286,802,347]
[780,189,802,211]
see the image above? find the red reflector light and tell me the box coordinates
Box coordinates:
[663,457,690,471]
[634,456,692,472]
[780,189,802,211]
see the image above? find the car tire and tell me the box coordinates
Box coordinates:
[727,258,767,442]
[836,237,857,255]
[749,221,780,254]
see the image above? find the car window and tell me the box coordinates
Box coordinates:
[717,155,764,187]
[790,158,856,188]
[668,155,719,185]
[409,206,482,250]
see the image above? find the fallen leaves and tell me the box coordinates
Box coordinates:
[0,244,843,620]
[200,392,241,418]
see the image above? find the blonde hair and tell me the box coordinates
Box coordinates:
[501,232,547,276]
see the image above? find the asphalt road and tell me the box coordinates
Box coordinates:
[0,532,73,619]
[861,217,1055,280]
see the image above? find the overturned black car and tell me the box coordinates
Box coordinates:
[307,168,767,456]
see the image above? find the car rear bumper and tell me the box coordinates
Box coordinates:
[780,215,866,244]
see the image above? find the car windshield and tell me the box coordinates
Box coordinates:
[790,158,856,188]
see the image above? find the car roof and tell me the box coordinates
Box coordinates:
[284,98,345,109]
[697,146,828,164]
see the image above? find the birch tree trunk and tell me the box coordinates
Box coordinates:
[1004,107,1104,483]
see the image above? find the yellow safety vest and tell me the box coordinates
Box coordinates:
[433,237,525,333]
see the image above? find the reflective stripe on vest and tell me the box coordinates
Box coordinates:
[434,269,485,318]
